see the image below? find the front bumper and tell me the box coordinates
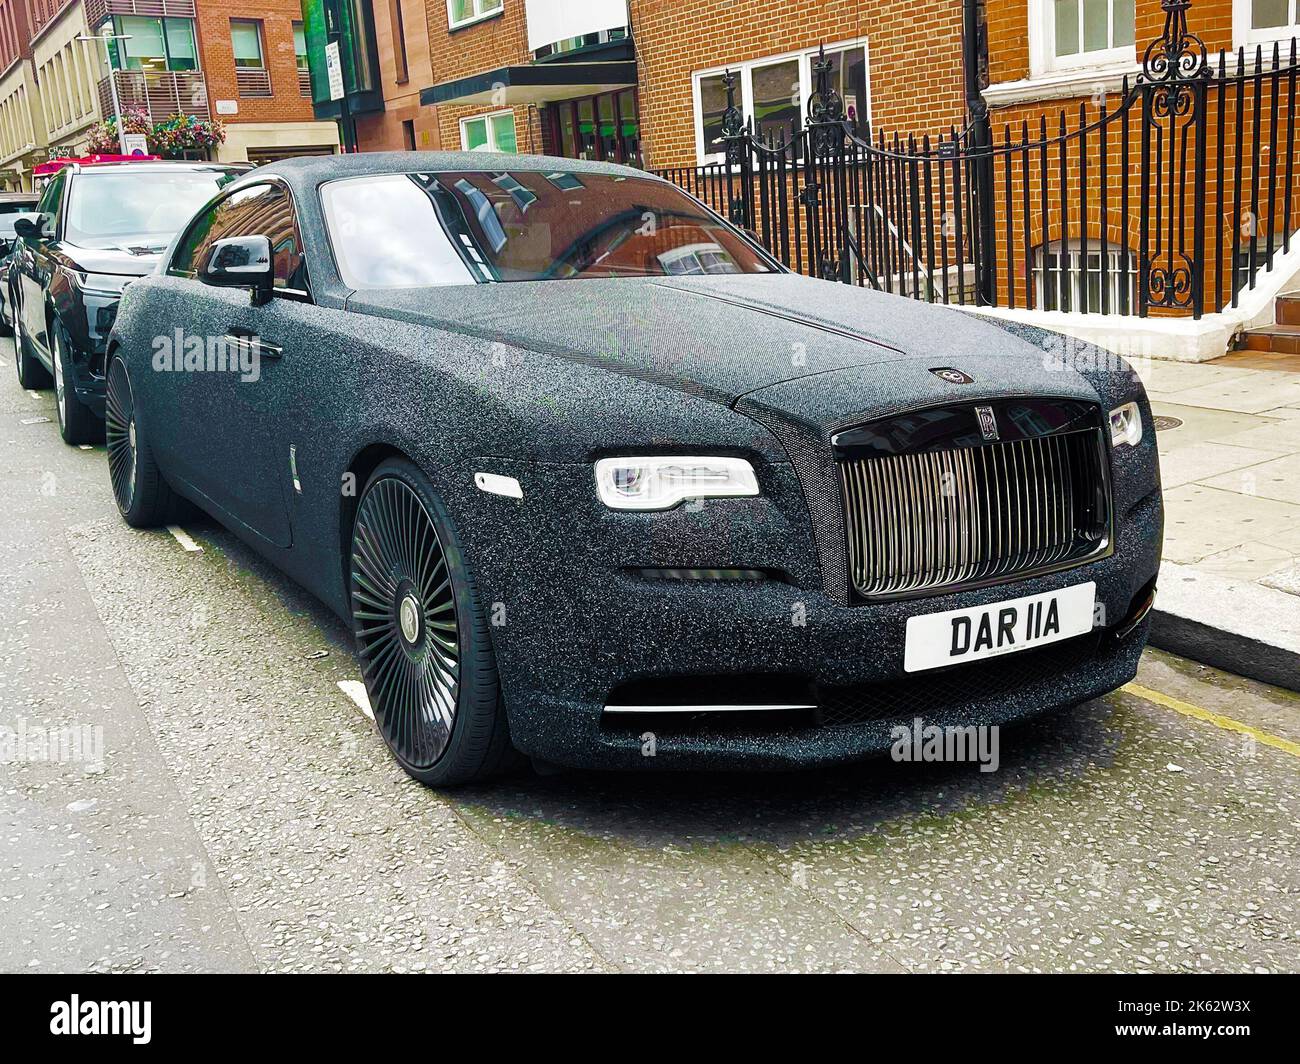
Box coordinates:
[441,457,1163,771]
[51,279,127,419]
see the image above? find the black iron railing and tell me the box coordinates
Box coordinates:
[655,0,1300,320]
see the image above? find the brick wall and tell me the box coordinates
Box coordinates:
[629,0,968,169]
[196,0,315,125]
[424,0,541,153]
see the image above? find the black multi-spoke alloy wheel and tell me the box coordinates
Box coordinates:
[53,324,103,445]
[106,356,183,527]
[12,297,51,389]
[350,458,515,787]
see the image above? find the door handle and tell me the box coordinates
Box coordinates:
[224,332,283,359]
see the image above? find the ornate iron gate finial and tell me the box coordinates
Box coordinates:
[806,44,846,157]
[1142,0,1208,81]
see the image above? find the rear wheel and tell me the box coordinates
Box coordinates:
[106,356,183,527]
[349,458,515,787]
[53,325,103,445]
[12,297,51,389]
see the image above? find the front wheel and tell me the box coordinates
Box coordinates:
[349,458,516,787]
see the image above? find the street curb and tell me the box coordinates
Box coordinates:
[1147,561,1300,694]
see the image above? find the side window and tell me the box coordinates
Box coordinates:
[34,170,65,237]
[169,182,308,291]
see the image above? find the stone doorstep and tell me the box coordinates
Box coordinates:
[1148,560,1300,694]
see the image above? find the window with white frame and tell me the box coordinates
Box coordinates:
[1030,0,1136,75]
[448,0,503,30]
[1235,0,1300,46]
[460,110,517,153]
[693,40,870,164]
[1034,240,1135,313]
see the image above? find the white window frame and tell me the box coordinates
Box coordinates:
[459,109,517,153]
[691,37,872,166]
[447,0,503,31]
[1033,239,1135,313]
[1029,0,1136,77]
[1233,0,1300,47]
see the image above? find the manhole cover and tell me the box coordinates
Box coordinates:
[1153,415,1183,431]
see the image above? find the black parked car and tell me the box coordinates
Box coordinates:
[0,192,39,335]
[105,152,1162,786]
[10,160,242,442]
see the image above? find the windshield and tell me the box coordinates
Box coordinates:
[64,168,239,250]
[320,170,774,288]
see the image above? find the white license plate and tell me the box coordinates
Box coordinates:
[903,582,1096,673]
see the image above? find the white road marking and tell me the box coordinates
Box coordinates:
[77,444,92,451]
[26,390,40,399]
[20,416,50,425]
[165,525,203,552]
[337,680,375,722]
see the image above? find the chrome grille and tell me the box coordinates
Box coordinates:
[840,429,1108,598]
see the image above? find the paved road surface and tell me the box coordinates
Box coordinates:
[1,337,1296,973]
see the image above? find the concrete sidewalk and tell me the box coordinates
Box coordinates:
[1135,351,1300,689]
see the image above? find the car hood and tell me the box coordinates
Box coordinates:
[346,272,1100,410]
[61,242,165,277]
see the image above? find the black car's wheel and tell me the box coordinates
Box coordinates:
[53,324,103,445]
[106,356,183,527]
[350,458,515,787]
[12,295,51,389]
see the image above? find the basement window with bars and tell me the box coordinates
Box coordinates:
[1034,240,1135,313]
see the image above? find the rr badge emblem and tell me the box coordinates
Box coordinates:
[975,405,999,441]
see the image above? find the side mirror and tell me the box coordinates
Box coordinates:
[201,235,274,305]
[13,215,42,240]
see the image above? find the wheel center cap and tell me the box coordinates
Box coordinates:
[398,594,421,644]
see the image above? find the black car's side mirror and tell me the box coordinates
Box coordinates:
[13,215,42,240]
[201,235,274,306]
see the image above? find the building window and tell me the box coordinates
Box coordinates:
[1034,240,1135,313]
[692,41,870,165]
[232,20,271,97]
[293,22,311,97]
[1235,0,1300,45]
[447,0,503,31]
[1031,0,1135,75]
[461,110,517,153]
[104,16,198,73]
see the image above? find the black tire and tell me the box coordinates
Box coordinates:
[12,295,51,389]
[105,356,184,527]
[350,458,516,787]
[52,323,104,446]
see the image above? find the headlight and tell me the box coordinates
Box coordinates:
[70,271,132,297]
[594,456,759,510]
[1109,401,1143,448]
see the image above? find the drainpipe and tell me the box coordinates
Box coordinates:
[963,0,997,306]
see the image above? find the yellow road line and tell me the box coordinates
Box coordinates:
[1122,682,1300,759]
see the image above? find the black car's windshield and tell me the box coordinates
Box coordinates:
[64,168,239,250]
[320,170,774,288]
